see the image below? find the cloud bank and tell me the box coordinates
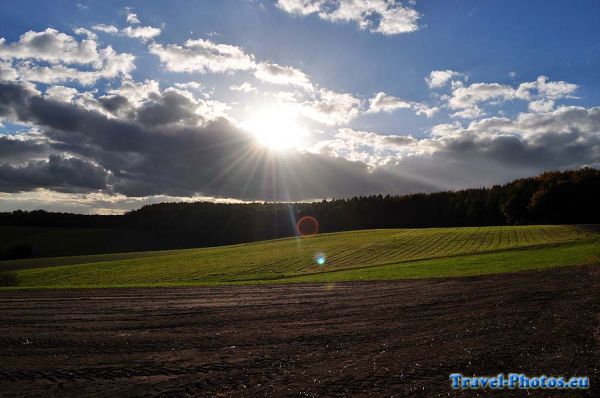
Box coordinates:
[276,0,421,35]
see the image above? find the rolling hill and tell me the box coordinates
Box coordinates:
[1,225,599,288]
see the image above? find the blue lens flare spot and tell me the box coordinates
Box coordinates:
[315,253,326,266]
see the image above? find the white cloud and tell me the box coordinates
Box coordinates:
[230,82,256,93]
[121,25,161,41]
[174,81,203,91]
[449,82,514,110]
[528,99,554,113]
[315,127,424,165]
[254,61,313,91]
[0,29,135,85]
[0,28,100,64]
[450,107,483,119]
[16,46,135,86]
[92,5,162,43]
[92,24,119,34]
[446,76,578,118]
[0,60,18,82]
[44,85,79,102]
[148,37,318,96]
[277,0,421,35]
[126,11,141,25]
[92,23,161,42]
[299,88,362,125]
[374,4,421,35]
[73,27,98,40]
[367,92,412,113]
[149,39,255,73]
[276,0,322,15]
[106,79,161,105]
[413,103,440,118]
[268,90,302,102]
[426,69,466,89]
[516,75,577,101]
[367,92,439,117]
[149,38,317,95]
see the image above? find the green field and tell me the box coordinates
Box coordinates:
[1,225,599,289]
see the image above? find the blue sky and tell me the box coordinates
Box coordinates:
[0,1,599,213]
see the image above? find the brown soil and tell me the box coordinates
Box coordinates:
[1,265,599,397]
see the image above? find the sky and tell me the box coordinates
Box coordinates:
[0,0,599,214]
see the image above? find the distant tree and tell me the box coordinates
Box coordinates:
[0,168,598,254]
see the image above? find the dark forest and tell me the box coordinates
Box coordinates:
[1,168,598,258]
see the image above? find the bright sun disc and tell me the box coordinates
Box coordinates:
[242,106,307,150]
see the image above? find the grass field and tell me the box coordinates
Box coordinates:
[1,225,599,288]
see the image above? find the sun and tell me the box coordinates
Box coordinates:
[242,105,307,150]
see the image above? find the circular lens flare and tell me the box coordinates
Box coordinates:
[296,216,319,236]
[315,252,326,266]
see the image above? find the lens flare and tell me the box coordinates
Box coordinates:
[315,252,326,266]
[296,215,319,236]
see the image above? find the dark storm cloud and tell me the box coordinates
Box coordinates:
[135,89,203,126]
[1,80,598,200]
[98,94,129,114]
[0,135,47,160]
[106,121,436,199]
[0,81,437,199]
[386,128,600,190]
[477,132,587,168]
[0,154,108,192]
[98,88,204,126]
[0,81,35,119]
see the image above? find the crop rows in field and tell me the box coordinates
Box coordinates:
[299,225,577,272]
[7,225,585,287]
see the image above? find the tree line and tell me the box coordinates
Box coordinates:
[1,168,598,253]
